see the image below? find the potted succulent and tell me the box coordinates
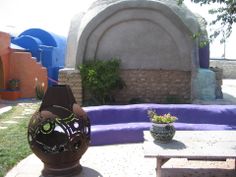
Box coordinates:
[8,79,20,90]
[147,109,177,143]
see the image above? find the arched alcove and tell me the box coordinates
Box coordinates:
[62,0,202,104]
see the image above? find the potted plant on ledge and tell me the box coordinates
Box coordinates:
[147,110,177,143]
[8,79,20,91]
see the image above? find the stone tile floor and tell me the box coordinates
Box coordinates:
[4,145,236,177]
[2,79,236,177]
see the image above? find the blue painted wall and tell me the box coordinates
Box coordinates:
[11,28,66,86]
[199,44,210,69]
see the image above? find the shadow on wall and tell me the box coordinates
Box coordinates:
[11,28,66,86]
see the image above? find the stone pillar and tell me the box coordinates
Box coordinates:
[210,67,223,99]
[58,68,82,105]
[193,68,216,100]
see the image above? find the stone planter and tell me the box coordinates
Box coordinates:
[150,123,175,143]
[27,85,90,177]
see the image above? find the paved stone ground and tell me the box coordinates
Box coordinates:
[0,106,12,115]
[0,99,40,130]
[4,144,236,177]
[2,79,236,177]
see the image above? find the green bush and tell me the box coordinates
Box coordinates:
[78,58,125,105]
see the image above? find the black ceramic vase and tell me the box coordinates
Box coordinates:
[150,123,175,143]
[28,85,90,177]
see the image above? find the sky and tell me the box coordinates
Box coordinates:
[0,0,235,59]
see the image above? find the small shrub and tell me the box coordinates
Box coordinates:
[78,58,125,105]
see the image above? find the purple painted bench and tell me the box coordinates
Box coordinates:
[83,104,236,146]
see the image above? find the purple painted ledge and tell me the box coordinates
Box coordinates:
[83,104,236,146]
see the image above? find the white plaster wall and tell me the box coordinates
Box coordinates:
[65,0,200,71]
[85,8,193,70]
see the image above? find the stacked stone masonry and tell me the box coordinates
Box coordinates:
[59,69,191,105]
[210,59,236,79]
[115,70,191,103]
[58,69,82,105]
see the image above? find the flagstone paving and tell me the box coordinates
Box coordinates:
[0,100,39,131]
[13,116,27,119]
[0,126,7,130]
[2,120,18,124]
[0,106,12,114]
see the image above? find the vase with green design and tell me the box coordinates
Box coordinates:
[147,110,177,143]
[28,85,90,177]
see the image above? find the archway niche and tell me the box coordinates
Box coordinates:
[61,0,200,104]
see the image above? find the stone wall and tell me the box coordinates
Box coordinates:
[210,67,223,99]
[58,68,82,105]
[59,69,192,105]
[210,59,236,79]
[115,70,192,103]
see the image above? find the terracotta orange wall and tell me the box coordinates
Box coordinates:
[0,54,10,89]
[0,32,10,55]
[0,32,11,89]
[9,52,48,98]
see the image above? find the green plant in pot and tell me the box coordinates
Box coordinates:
[147,110,177,143]
[8,79,20,90]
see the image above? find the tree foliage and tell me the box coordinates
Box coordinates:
[179,0,236,42]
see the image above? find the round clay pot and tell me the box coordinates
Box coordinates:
[28,85,90,177]
[150,123,175,143]
[8,79,20,90]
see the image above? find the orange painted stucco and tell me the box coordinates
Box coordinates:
[0,32,11,89]
[10,52,48,98]
[0,31,48,99]
[0,31,10,55]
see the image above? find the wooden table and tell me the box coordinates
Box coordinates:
[143,131,236,177]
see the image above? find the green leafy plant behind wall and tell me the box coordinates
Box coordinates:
[78,58,125,105]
